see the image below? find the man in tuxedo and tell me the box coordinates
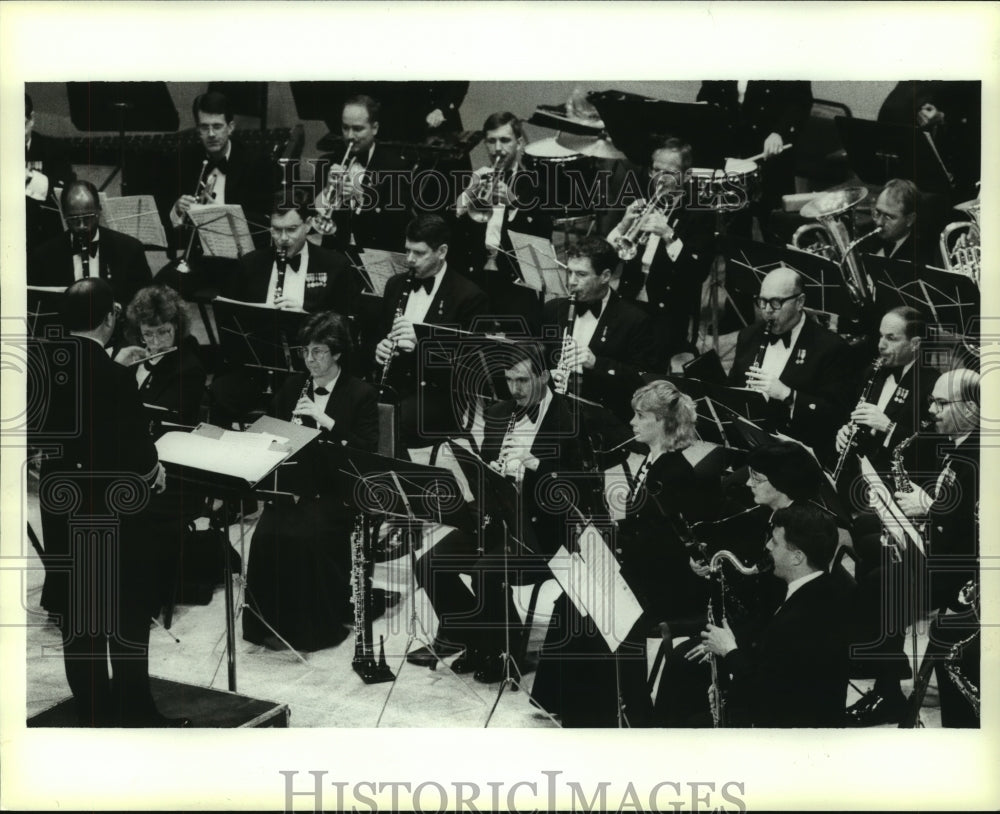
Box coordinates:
[28,180,152,310]
[454,111,553,333]
[855,179,936,268]
[728,266,853,459]
[546,236,656,422]
[697,80,813,243]
[25,93,76,251]
[374,213,488,446]
[408,342,583,681]
[31,279,188,727]
[164,90,274,257]
[847,368,980,727]
[693,503,850,727]
[606,137,714,360]
[312,94,413,252]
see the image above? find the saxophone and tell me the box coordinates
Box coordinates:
[943,579,980,718]
[350,515,394,684]
[889,426,929,545]
[553,294,577,395]
[832,357,884,483]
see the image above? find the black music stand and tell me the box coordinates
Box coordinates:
[26,287,66,339]
[66,82,179,195]
[835,117,953,195]
[212,297,308,381]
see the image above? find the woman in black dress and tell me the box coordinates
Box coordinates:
[242,311,379,652]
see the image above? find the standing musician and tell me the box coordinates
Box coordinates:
[165,90,275,254]
[687,504,851,727]
[28,180,153,312]
[243,311,379,652]
[853,179,937,268]
[546,236,656,422]
[312,94,413,252]
[697,80,813,243]
[374,214,488,446]
[25,92,75,250]
[728,266,853,460]
[408,343,582,681]
[606,136,715,359]
[454,111,553,332]
[847,368,980,727]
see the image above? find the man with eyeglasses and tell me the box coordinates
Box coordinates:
[28,180,152,311]
[728,266,852,458]
[847,368,980,727]
[856,178,936,268]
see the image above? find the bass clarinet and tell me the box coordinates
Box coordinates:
[554,294,577,395]
[832,357,884,483]
[350,515,394,684]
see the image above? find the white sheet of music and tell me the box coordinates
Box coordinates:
[156,430,286,485]
[577,524,644,652]
[358,249,408,296]
[98,194,168,248]
[187,203,254,258]
[858,455,926,554]
[507,230,568,299]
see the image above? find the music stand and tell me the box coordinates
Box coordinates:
[66,82,179,195]
[26,287,66,339]
[835,117,953,194]
[212,297,308,379]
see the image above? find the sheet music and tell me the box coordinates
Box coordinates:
[358,249,408,296]
[188,203,254,258]
[156,430,287,485]
[507,231,568,300]
[98,194,168,248]
[547,546,591,620]
[858,455,925,554]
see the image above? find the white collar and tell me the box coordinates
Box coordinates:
[784,569,823,602]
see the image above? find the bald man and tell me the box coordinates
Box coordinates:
[728,266,853,458]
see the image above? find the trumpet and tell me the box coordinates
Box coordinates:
[831,357,884,483]
[553,294,577,395]
[614,176,682,261]
[379,271,415,393]
[274,246,288,302]
[311,140,356,234]
[466,153,504,224]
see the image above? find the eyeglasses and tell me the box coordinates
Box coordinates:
[871,206,903,222]
[927,397,962,409]
[297,347,331,360]
[754,293,800,312]
[140,325,174,342]
[65,213,98,224]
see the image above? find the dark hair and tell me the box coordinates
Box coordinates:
[746,441,822,502]
[125,285,190,345]
[62,278,115,332]
[770,503,838,571]
[60,180,101,213]
[504,341,546,377]
[881,178,919,216]
[25,93,33,118]
[566,235,618,277]
[298,311,352,369]
[482,111,524,139]
[192,90,233,123]
[649,136,693,172]
[405,213,451,250]
[343,94,381,125]
[885,305,926,340]
[271,186,313,221]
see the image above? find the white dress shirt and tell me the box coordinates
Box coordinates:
[499,388,553,473]
[71,232,100,281]
[760,312,807,381]
[570,289,612,371]
[170,142,231,226]
[266,243,310,309]
[783,569,823,603]
[403,263,447,323]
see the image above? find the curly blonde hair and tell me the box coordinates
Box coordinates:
[630,379,698,451]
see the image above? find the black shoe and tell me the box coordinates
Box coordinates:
[845,690,905,727]
[473,656,506,684]
[406,640,462,668]
[450,649,482,674]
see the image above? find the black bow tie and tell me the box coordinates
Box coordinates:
[206,156,229,175]
[280,253,302,272]
[576,299,603,319]
[143,359,156,372]
[767,331,791,347]
[517,402,541,424]
[409,276,434,294]
[73,237,98,258]
[313,385,329,396]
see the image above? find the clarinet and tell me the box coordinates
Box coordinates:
[350,515,394,684]
[831,357,884,483]
[72,232,91,279]
[291,377,312,426]
[379,271,415,392]
[274,246,288,302]
[554,294,577,395]
[751,325,770,369]
[495,409,520,479]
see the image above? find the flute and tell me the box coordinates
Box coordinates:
[127,347,177,367]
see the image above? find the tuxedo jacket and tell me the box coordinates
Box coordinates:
[226,244,358,316]
[28,226,153,308]
[724,572,850,727]
[136,334,207,429]
[25,132,76,251]
[314,142,414,252]
[856,230,937,269]
[697,81,814,149]
[728,316,853,454]
[543,291,656,419]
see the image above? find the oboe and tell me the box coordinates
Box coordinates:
[274,246,288,303]
[379,271,415,391]
[831,357,884,483]
[554,294,578,395]
[350,515,394,684]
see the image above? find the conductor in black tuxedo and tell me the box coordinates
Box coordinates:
[546,236,656,422]
[32,279,187,727]
[374,213,489,446]
[28,180,153,310]
[25,92,76,250]
[312,94,413,252]
[687,503,850,727]
[728,266,853,460]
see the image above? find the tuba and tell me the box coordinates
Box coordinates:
[939,198,980,286]
[792,187,877,308]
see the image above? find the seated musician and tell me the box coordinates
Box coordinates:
[408,342,582,682]
[165,90,274,254]
[546,236,656,423]
[684,503,851,727]
[847,368,979,727]
[28,180,152,311]
[210,190,358,430]
[606,137,714,360]
[531,380,727,728]
[727,266,853,461]
[853,179,937,268]
[311,94,413,252]
[243,311,379,652]
[454,111,553,332]
[374,213,488,447]
[25,92,76,250]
